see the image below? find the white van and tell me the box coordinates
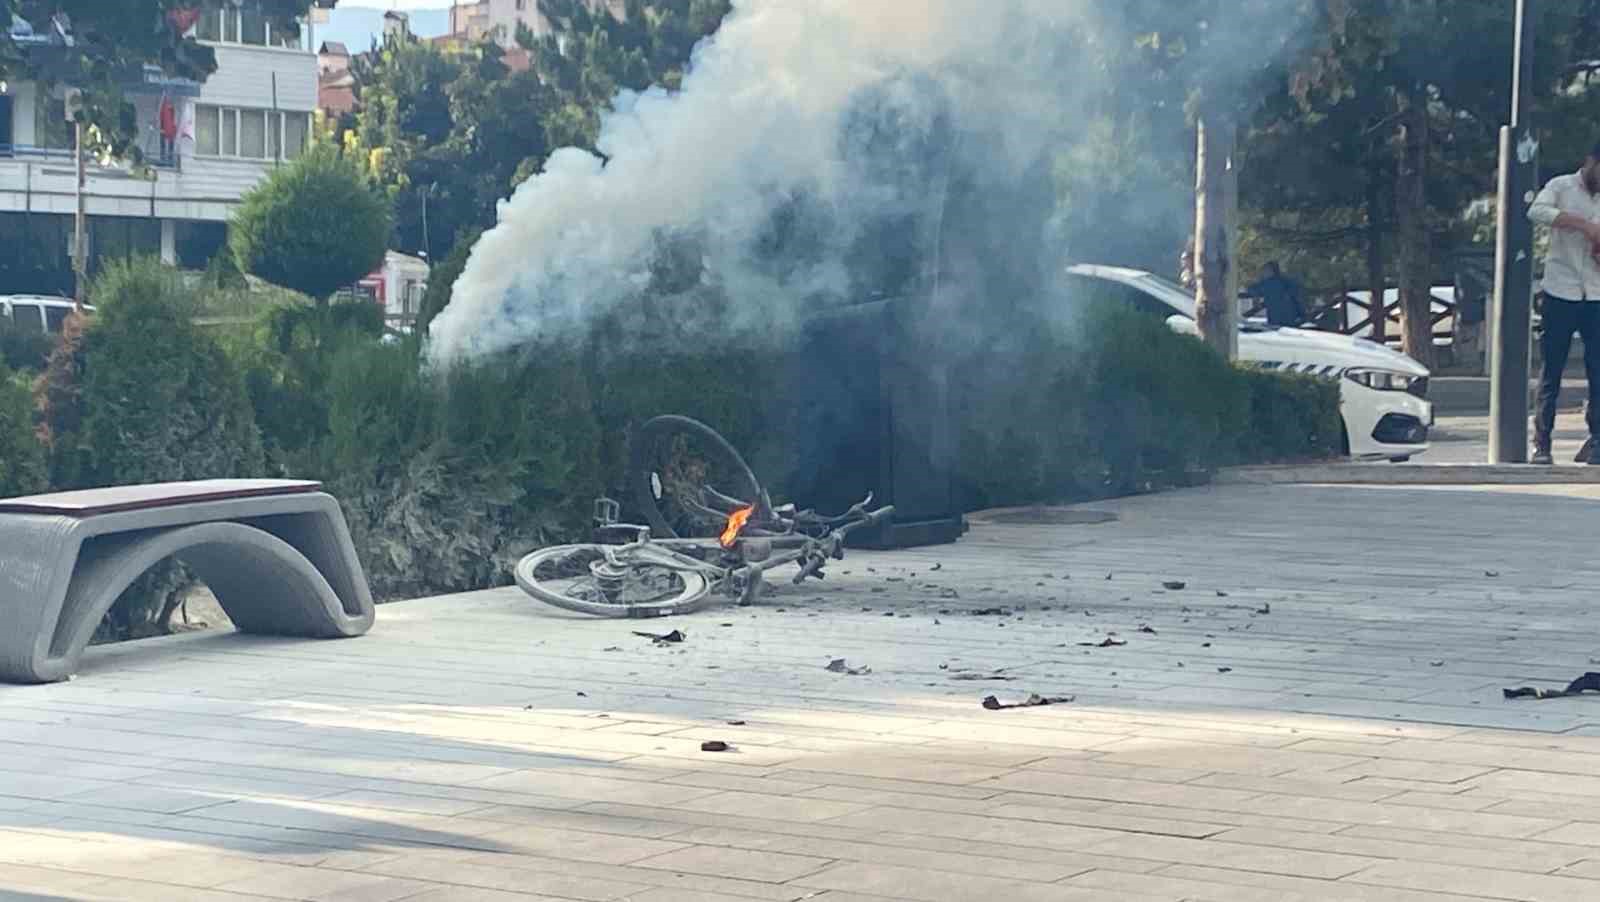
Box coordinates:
[0,296,89,336]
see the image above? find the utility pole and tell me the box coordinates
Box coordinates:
[1489,0,1536,463]
[72,114,87,310]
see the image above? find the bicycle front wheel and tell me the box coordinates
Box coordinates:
[515,544,712,618]
[629,415,772,540]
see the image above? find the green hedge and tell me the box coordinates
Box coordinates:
[306,343,601,599]
[1239,367,1344,463]
[956,299,1340,511]
[0,363,46,499]
[40,259,265,639]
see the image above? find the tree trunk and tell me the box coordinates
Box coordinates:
[1396,89,1434,368]
[1366,161,1387,345]
[1194,114,1238,359]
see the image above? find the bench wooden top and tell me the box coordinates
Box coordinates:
[0,480,323,517]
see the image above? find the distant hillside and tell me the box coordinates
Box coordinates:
[315,6,451,53]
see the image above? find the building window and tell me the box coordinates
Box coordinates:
[238,109,267,158]
[195,4,305,50]
[33,95,71,150]
[284,114,307,157]
[240,7,269,45]
[196,105,219,155]
[197,9,222,41]
[194,105,311,160]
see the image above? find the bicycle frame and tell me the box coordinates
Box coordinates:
[590,497,893,606]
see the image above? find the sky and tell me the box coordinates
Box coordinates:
[350,0,458,9]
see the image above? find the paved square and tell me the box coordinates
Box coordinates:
[5,484,1600,901]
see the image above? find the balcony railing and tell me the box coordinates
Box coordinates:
[0,143,182,171]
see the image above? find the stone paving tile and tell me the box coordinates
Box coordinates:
[1155,863,1497,902]
[215,863,434,901]
[631,843,836,882]
[792,860,1168,901]
[377,847,817,901]
[361,854,651,900]
[1346,859,1600,901]
[663,824,1095,882]
[1210,826,1587,874]
[1079,832,1380,880]
[8,486,1600,896]
[675,789,877,823]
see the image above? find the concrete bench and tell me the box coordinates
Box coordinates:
[0,479,374,684]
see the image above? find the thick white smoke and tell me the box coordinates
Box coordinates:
[424,0,1100,364]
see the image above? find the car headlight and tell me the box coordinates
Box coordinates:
[1344,368,1425,396]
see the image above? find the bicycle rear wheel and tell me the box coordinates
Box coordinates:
[515,544,712,618]
[629,415,772,540]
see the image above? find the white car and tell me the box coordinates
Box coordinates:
[1,295,86,335]
[1065,265,1433,461]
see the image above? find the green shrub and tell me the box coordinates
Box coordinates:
[0,363,46,499]
[955,299,1248,511]
[228,300,391,472]
[295,341,600,599]
[46,259,265,639]
[0,319,54,373]
[1238,368,1344,462]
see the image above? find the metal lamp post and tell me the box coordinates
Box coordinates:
[1489,0,1537,463]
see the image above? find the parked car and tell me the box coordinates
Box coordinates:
[1,295,89,336]
[1064,265,1434,461]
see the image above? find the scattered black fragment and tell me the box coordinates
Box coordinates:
[576,691,587,697]
[1256,603,1271,615]
[1216,590,1229,598]
[633,630,686,644]
[1217,666,1233,673]
[701,740,731,752]
[1079,637,1127,648]
[1201,642,1212,648]
[970,607,1012,616]
[1162,581,1187,591]
[1485,570,1501,578]
[1504,672,1600,700]
[983,693,1075,710]
[1138,625,1157,635]
[950,671,1017,682]
[825,658,872,675]
[727,720,746,726]
[931,563,943,571]
[1430,660,1445,667]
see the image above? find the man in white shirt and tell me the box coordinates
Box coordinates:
[1527,147,1600,465]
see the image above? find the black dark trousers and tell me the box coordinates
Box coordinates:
[1536,295,1600,448]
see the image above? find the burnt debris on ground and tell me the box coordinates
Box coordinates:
[982,693,1075,710]
[1504,672,1600,700]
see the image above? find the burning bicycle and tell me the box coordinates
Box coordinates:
[515,415,893,618]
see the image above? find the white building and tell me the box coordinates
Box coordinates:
[448,0,621,47]
[0,3,319,295]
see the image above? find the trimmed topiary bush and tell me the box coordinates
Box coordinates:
[230,146,391,303]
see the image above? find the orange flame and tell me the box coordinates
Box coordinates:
[720,506,754,549]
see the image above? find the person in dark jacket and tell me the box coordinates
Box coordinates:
[1246,261,1306,327]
